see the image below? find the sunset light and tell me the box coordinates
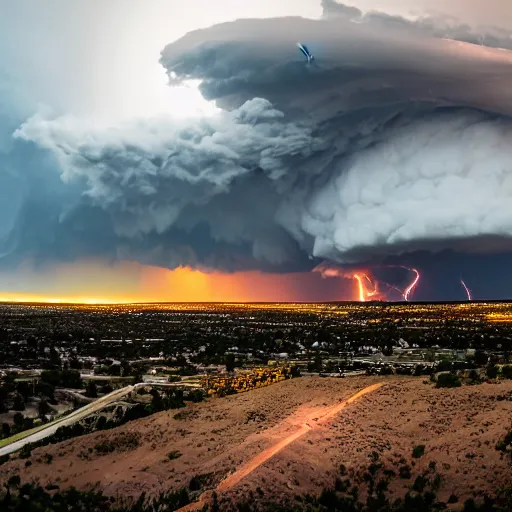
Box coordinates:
[0,261,353,304]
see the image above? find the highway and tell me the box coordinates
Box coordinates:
[0,384,136,457]
[0,378,198,457]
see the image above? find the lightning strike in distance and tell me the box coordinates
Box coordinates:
[403,268,420,302]
[313,263,424,302]
[460,279,472,301]
[353,274,366,302]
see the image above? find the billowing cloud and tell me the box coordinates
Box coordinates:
[4,1,512,299]
[334,0,512,31]
[15,98,318,270]
[321,1,512,50]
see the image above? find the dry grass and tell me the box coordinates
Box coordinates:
[0,376,510,506]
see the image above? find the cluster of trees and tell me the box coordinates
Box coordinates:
[435,373,462,388]
[0,370,86,439]
[0,371,132,442]
[40,369,82,389]
[435,363,512,389]
[1,413,37,440]
[94,359,143,378]
[0,369,83,412]
[202,366,299,397]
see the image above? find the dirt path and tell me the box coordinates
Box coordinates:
[177,382,385,512]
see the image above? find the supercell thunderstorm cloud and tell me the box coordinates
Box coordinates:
[3,0,512,300]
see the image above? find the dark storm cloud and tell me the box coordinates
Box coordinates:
[13,98,318,271]
[7,3,512,287]
[161,14,512,116]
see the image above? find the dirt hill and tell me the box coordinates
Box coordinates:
[0,376,511,509]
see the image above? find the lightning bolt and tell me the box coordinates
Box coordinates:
[460,278,472,301]
[314,262,419,303]
[403,268,420,301]
[353,274,366,302]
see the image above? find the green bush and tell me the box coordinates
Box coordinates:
[186,389,205,403]
[486,364,498,380]
[412,445,426,458]
[19,445,31,459]
[412,475,427,492]
[496,428,512,458]
[399,465,412,479]
[167,450,182,460]
[448,494,459,504]
[436,373,461,388]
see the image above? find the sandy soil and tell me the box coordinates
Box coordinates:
[0,376,511,507]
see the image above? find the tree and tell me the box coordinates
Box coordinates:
[22,417,34,430]
[474,350,489,366]
[168,389,185,409]
[290,365,301,378]
[107,364,121,377]
[435,373,461,388]
[37,381,55,402]
[1,423,11,439]
[38,399,52,419]
[101,383,113,394]
[120,360,131,377]
[11,392,25,412]
[61,370,82,389]
[27,336,37,350]
[85,381,98,398]
[13,413,24,431]
[502,365,512,379]
[40,370,61,387]
[15,382,32,401]
[313,354,323,372]
[186,390,205,403]
[225,353,236,373]
[486,364,498,379]
[150,389,164,411]
[0,387,8,413]
[68,356,82,370]
[49,348,62,368]
[7,475,20,489]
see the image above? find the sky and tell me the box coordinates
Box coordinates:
[1,0,512,302]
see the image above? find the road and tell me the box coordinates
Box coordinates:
[0,379,202,457]
[0,384,137,457]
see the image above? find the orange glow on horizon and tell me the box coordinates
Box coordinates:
[0,261,352,304]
